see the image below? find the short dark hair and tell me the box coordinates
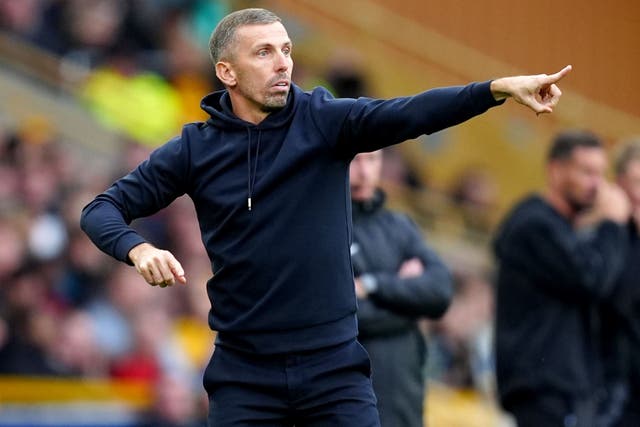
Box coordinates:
[614,138,640,176]
[209,8,282,64]
[547,130,603,162]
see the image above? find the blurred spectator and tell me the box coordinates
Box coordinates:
[450,167,499,235]
[0,127,21,211]
[427,272,495,397]
[380,145,426,191]
[62,0,128,58]
[161,196,216,370]
[325,48,371,98]
[4,117,71,274]
[493,130,629,427]
[159,8,221,124]
[86,264,158,359]
[139,373,207,427]
[0,0,46,44]
[350,150,453,427]
[163,196,208,263]
[56,229,114,307]
[117,138,155,174]
[8,0,227,147]
[0,75,214,420]
[0,216,27,281]
[35,0,136,68]
[0,160,20,208]
[109,303,197,427]
[0,267,61,375]
[109,306,165,384]
[48,309,107,376]
[596,139,640,427]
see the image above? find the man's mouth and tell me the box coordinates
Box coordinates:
[269,75,290,89]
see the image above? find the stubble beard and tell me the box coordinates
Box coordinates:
[261,73,290,112]
[565,190,596,214]
[262,90,289,112]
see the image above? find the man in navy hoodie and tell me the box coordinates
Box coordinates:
[81,7,571,427]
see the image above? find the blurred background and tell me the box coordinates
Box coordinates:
[0,0,638,426]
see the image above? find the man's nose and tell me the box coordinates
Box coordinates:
[274,52,289,72]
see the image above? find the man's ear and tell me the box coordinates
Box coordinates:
[216,61,237,87]
[547,161,563,186]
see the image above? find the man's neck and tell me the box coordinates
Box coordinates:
[543,189,576,220]
[228,93,270,125]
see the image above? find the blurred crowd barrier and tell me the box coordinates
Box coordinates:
[0,376,149,426]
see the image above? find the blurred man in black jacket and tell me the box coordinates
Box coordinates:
[350,150,453,427]
[598,140,640,427]
[493,130,630,427]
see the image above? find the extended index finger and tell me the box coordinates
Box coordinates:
[545,65,572,84]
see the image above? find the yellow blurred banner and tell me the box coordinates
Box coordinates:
[0,376,151,408]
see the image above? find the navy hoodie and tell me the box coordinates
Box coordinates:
[81,82,501,354]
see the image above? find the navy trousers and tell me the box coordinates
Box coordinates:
[203,339,381,427]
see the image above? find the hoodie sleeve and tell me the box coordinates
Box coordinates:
[367,216,454,318]
[309,81,503,158]
[80,133,191,264]
[496,215,628,303]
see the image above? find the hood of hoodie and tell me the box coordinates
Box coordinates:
[199,84,301,211]
[200,84,299,130]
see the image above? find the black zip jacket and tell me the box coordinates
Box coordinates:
[351,189,452,427]
[599,220,640,413]
[351,190,452,333]
[614,222,640,398]
[493,195,627,404]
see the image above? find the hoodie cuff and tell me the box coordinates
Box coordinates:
[475,80,506,109]
[114,232,148,266]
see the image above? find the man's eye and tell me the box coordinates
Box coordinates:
[257,50,268,57]
[283,48,291,56]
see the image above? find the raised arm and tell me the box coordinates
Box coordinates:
[312,66,572,157]
[322,81,505,157]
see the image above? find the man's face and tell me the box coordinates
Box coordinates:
[551,146,607,212]
[226,22,293,112]
[617,159,640,210]
[350,151,383,201]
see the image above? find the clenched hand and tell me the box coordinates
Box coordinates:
[128,243,187,287]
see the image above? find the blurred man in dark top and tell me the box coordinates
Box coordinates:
[493,130,630,427]
[598,140,640,427]
[350,150,453,427]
